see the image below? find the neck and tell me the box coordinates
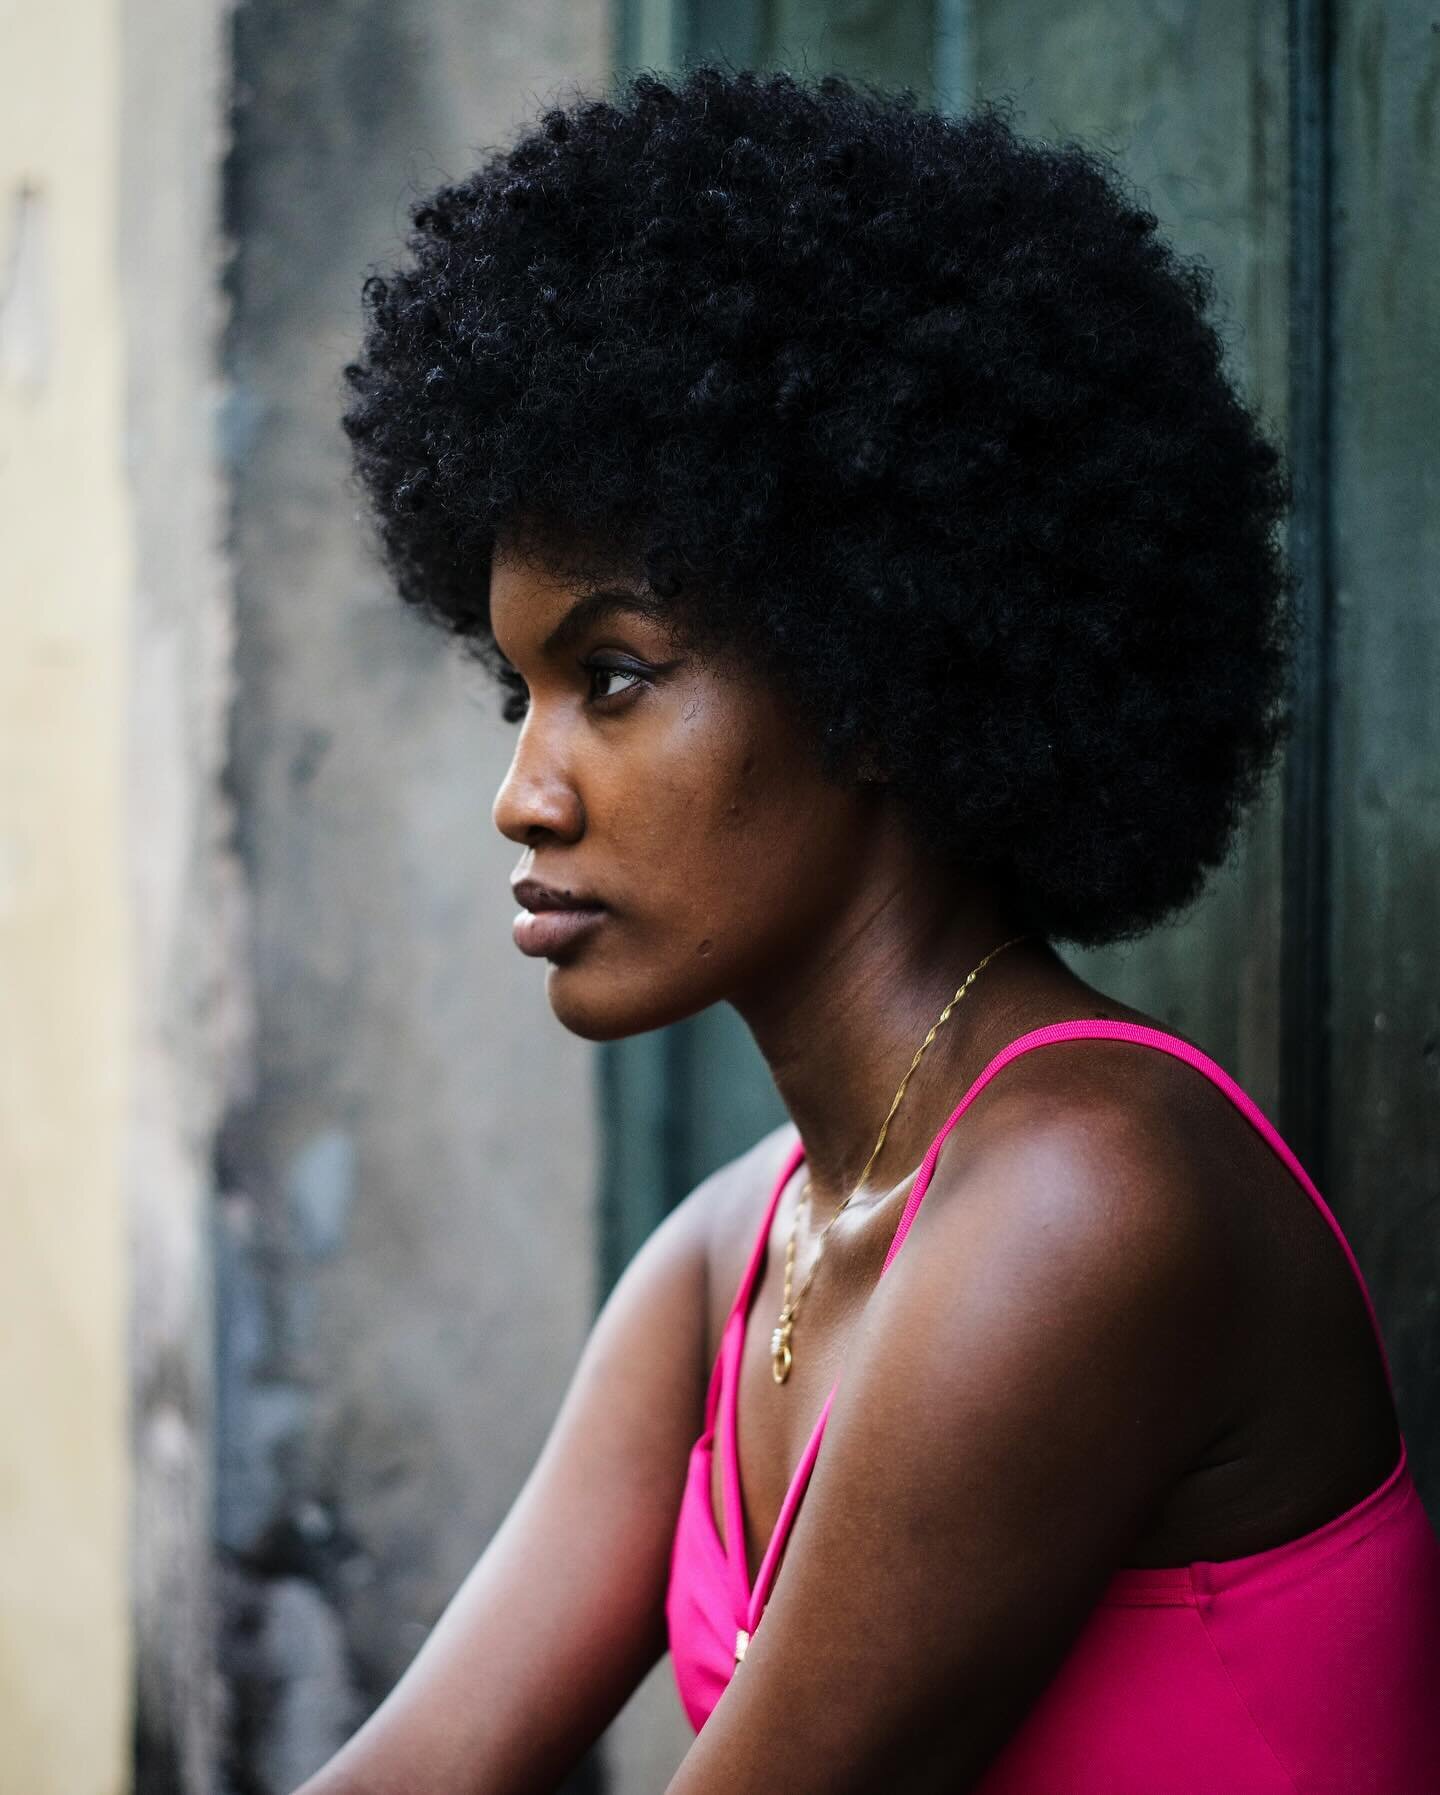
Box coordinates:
[729,834,1081,1209]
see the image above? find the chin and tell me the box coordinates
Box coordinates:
[542,957,720,1042]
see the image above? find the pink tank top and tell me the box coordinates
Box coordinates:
[665,1020,1440,1791]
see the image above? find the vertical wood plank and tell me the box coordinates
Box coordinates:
[764,0,934,98]
[1328,0,1440,1505]
[955,0,1293,1108]
[1279,0,1336,1188]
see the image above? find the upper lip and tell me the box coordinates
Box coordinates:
[511,876,606,913]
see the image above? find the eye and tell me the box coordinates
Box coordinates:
[584,658,647,704]
[491,654,650,722]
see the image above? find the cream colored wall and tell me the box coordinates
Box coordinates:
[0,1,134,1791]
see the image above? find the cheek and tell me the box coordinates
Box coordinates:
[667,740,839,937]
[688,735,785,853]
[599,732,782,950]
[618,692,773,848]
[598,673,858,958]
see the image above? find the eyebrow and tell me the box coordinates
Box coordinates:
[540,587,671,657]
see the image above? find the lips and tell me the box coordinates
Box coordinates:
[510,876,607,960]
[511,876,604,913]
[512,905,605,957]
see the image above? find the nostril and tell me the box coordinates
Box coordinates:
[491,765,585,848]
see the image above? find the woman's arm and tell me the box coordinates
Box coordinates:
[292,1125,790,1795]
[664,1096,1238,1795]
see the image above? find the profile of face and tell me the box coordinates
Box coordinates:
[489,549,892,1041]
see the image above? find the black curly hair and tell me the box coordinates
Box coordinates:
[340,63,1298,949]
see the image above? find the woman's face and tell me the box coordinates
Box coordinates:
[489,549,888,1040]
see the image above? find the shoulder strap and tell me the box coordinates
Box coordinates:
[876,1018,1396,1395]
[729,1137,806,1324]
[703,1139,804,1438]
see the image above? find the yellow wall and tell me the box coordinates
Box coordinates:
[0,0,134,1787]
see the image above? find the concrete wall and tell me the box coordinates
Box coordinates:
[119,0,241,1782]
[216,3,657,1789]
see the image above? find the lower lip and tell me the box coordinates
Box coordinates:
[512,906,607,958]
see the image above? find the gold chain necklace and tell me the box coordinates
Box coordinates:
[769,933,1029,1384]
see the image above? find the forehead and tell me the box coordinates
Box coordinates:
[487,551,590,659]
[488,549,671,661]
[489,546,573,612]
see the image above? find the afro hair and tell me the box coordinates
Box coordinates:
[340,64,1298,949]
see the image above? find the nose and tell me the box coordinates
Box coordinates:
[491,712,585,846]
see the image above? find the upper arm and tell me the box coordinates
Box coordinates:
[665,1102,1235,1795]
[293,1127,788,1795]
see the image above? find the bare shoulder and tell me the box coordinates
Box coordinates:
[897,1016,1250,1457]
[933,1041,1220,1263]
[928,1008,1245,1249]
[678,1118,799,1350]
[625,1116,794,1265]
[954,1002,1254,1198]
[605,1117,796,1428]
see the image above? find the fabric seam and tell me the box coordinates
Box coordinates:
[1194,1598,1302,1794]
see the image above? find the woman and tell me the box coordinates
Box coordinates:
[311,65,1440,1794]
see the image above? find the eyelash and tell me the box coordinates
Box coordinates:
[584,659,647,704]
[495,658,648,721]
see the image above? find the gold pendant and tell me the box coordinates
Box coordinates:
[771,1312,794,1384]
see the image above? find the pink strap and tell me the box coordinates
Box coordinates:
[716,1313,754,1619]
[727,1140,805,1325]
[877,1020,1396,1394]
[721,1146,806,1618]
[700,1315,728,1433]
[748,1386,836,1624]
